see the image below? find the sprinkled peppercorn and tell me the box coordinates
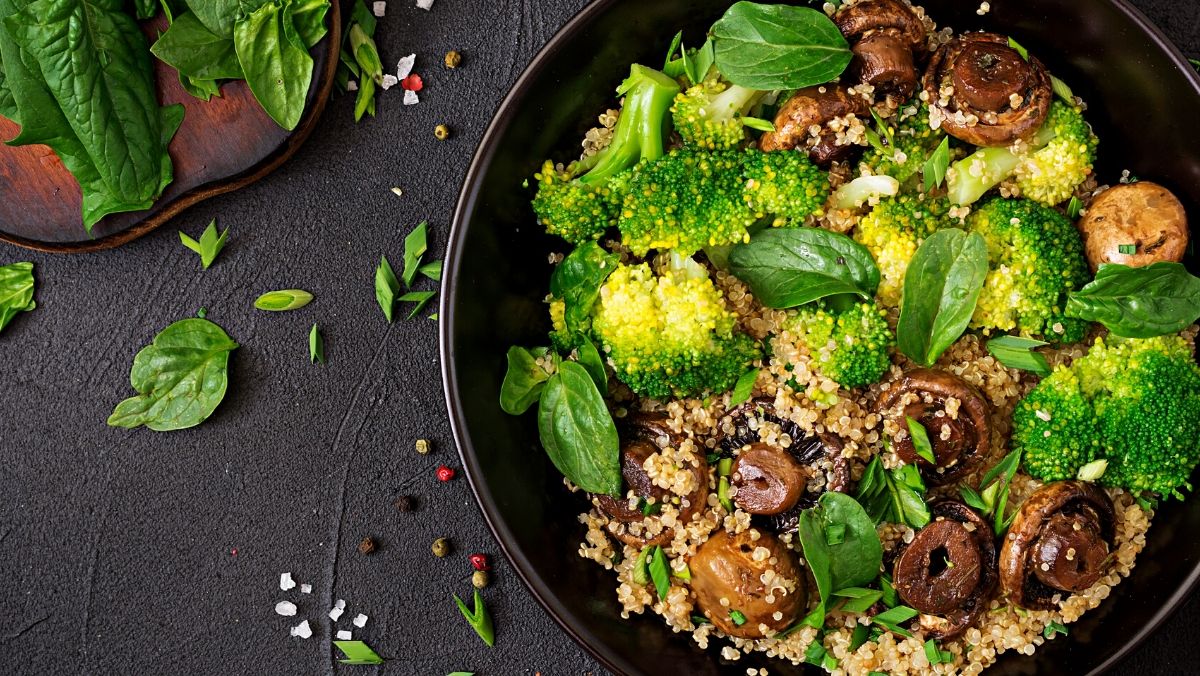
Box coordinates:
[436,465,455,482]
[432,537,451,558]
[469,553,491,571]
[444,50,462,68]
[415,438,431,455]
[434,124,450,141]
[394,495,417,512]
[358,537,376,555]
[472,570,489,589]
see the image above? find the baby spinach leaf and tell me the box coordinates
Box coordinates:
[187,0,265,38]
[0,261,36,334]
[728,227,880,308]
[285,0,328,47]
[500,346,555,415]
[575,335,608,392]
[797,491,883,619]
[549,242,619,340]
[711,2,852,90]
[897,229,988,366]
[179,72,221,101]
[151,11,243,80]
[537,361,621,496]
[1064,262,1200,338]
[107,318,239,431]
[234,1,313,130]
[133,0,158,20]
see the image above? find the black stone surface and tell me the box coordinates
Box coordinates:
[0,1,1197,674]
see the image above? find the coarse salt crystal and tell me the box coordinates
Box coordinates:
[330,607,344,621]
[290,620,313,639]
[352,613,369,628]
[337,630,353,640]
[347,80,359,92]
[403,90,419,106]
[416,0,435,9]
[396,54,416,79]
[280,573,296,591]
[275,601,297,616]
[372,1,386,16]
[300,584,312,594]
[381,74,399,90]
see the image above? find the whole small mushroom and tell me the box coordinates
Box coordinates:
[1077,182,1189,271]
[729,443,809,515]
[690,528,806,638]
[759,86,870,165]
[835,0,927,102]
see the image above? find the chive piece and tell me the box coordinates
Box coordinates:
[741,116,775,133]
[309,323,324,364]
[672,564,692,581]
[922,135,951,192]
[718,476,733,512]
[986,334,1052,376]
[1117,243,1137,255]
[179,219,229,270]
[254,289,313,311]
[375,255,401,322]
[849,623,871,652]
[1044,621,1069,639]
[419,259,443,282]
[402,222,429,287]
[824,523,846,546]
[631,546,652,586]
[879,574,898,608]
[728,367,759,407]
[196,307,207,319]
[453,589,495,647]
[691,614,709,626]
[648,546,670,600]
[924,639,941,665]
[804,639,838,670]
[1008,36,1030,60]
[729,609,747,626]
[1050,75,1075,102]
[717,457,733,477]
[1067,196,1083,219]
[398,290,436,319]
[1077,458,1108,482]
[333,640,385,664]
[871,605,918,637]
[905,416,936,464]
[663,30,683,70]
[836,589,882,614]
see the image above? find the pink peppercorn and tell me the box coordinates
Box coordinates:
[469,553,490,571]
[436,465,455,482]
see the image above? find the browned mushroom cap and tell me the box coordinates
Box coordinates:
[730,443,809,515]
[593,413,709,547]
[922,33,1053,147]
[999,481,1116,610]
[759,86,870,165]
[893,500,997,640]
[835,0,926,102]
[1078,182,1190,272]
[690,529,806,638]
[876,369,991,485]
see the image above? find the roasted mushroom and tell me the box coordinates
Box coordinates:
[716,398,850,531]
[593,413,709,547]
[999,481,1116,610]
[759,86,870,165]
[893,500,997,640]
[835,0,926,102]
[877,369,991,485]
[923,32,1053,147]
[1078,182,1190,271]
[690,528,806,638]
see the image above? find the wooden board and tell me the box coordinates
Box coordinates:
[0,6,341,253]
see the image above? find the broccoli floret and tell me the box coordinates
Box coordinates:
[860,106,943,185]
[1014,335,1200,495]
[618,148,757,256]
[591,256,760,399]
[966,198,1091,342]
[787,297,894,389]
[852,194,954,307]
[531,64,680,244]
[671,79,766,151]
[741,148,831,223]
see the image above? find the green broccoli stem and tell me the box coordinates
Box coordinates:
[708,84,766,124]
[946,123,1059,206]
[577,65,680,186]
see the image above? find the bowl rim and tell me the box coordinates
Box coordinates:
[439,1,1200,674]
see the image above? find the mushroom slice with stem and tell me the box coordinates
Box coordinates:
[759,86,870,165]
[1078,181,1189,272]
[893,500,997,640]
[923,32,1053,147]
[690,528,806,639]
[592,412,709,547]
[999,480,1116,610]
[835,0,927,103]
[876,369,992,485]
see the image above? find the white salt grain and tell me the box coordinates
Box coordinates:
[300,584,312,594]
[416,0,435,10]
[279,573,296,591]
[403,90,419,106]
[337,630,353,640]
[275,601,297,616]
[396,54,416,79]
[290,620,313,639]
[347,80,359,92]
[329,606,345,621]
[372,1,386,16]
[352,613,369,628]
[381,74,399,90]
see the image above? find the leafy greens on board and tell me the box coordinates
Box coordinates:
[1064,262,1200,338]
[710,2,852,91]
[0,261,35,334]
[107,318,239,431]
[728,227,880,308]
[897,229,989,366]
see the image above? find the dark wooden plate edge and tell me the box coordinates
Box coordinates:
[0,1,343,255]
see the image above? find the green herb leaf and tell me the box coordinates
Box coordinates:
[922,136,951,192]
[550,242,620,341]
[1043,621,1069,639]
[924,639,953,665]
[575,335,608,391]
[741,116,775,133]
[233,2,314,130]
[179,220,229,270]
[334,640,384,664]
[500,347,554,415]
[1064,262,1200,338]
[309,323,323,364]
[254,289,313,311]
[850,623,871,651]
[0,261,36,334]
[729,609,747,626]
[834,587,882,614]
[286,0,331,48]
[692,38,715,84]
[375,255,401,322]
[897,229,989,366]
[649,546,670,600]
[797,492,884,618]
[986,335,1052,376]
[1050,75,1075,102]
[1077,458,1108,482]
[905,416,936,464]
[107,318,239,431]
[1067,196,1083,219]
[1008,36,1029,61]
[728,227,881,308]
[871,605,918,637]
[397,290,435,319]
[804,638,839,670]
[453,589,495,647]
[418,259,443,282]
[537,362,621,496]
[151,12,243,81]
[711,2,852,91]
[728,367,759,407]
[402,222,429,287]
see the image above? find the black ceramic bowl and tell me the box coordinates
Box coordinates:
[441,1,1200,673]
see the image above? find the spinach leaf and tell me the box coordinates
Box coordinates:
[187,0,266,38]
[897,229,988,366]
[0,261,35,334]
[575,335,608,392]
[711,2,852,91]
[133,0,157,19]
[728,227,880,308]
[0,65,15,119]
[179,72,221,101]
[233,1,313,130]
[285,0,328,47]
[107,318,239,431]
[500,346,555,415]
[797,492,883,619]
[549,242,619,339]
[1064,262,1200,338]
[151,11,243,80]
[537,361,621,496]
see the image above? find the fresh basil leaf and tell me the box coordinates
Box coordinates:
[728,367,758,407]
[0,261,35,334]
[711,2,852,91]
[797,492,883,614]
[234,2,314,130]
[549,241,620,338]
[254,289,313,311]
[897,229,988,366]
[649,545,670,600]
[575,335,607,392]
[905,416,936,464]
[333,640,384,665]
[309,323,323,364]
[500,346,554,415]
[1064,262,1200,338]
[728,227,880,308]
[179,219,229,270]
[107,318,239,431]
[285,0,329,48]
[537,362,621,496]
[151,12,243,80]
[375,255,401,322]
[402,222,429,287]
[986,334,1051,376]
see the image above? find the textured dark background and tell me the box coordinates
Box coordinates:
[1,0,1197,674]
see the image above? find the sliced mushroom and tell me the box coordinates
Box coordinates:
[759,86,870,165]
[593,413,708,547]
[923,32,1052,147]
[893,500,997,640]
[999,481,1116,610]
[835,0,926,102]
[715,398,850,532]
[690,528,806,638]
[877,369,991,485]
[1078,182,1189,271]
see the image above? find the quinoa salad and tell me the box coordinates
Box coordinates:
[498,0,1200,673]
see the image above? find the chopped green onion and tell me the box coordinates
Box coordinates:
[690,614,709,626]
[309,323,324,364]
[640,498,661,516]
[905,416,936,464]
[672,564,692,581]
[705,452,720,464]
[922,136,951,192]
[717,457,733,477]
[402,222,429,287]
[879,574,898,608]
[849,623,871,651]
[923,639,953,665]
[729,609,747,626]
[728,367,759,407]
[1044,621,1069,638]
[663,31,683,70]
[631,546,652,586]
[1067,196,1084,219]
[824,523,846,546]
[1050,75,1075,102]
[1008,36,1030,60]
[835,588,882,614]
[1117,243,1137,255]
[254,289,313,312]
[986,335,1052,376]
[871,605,918,637]
[334,640,385,664]
[648,546,671,600]
[418,259,443,281]
[1077,458,1108,482]
[804,639,839,670]
[742,117,775,133]
[718,476,733,512]
[375,255,401,322]
[453,589,495,647]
